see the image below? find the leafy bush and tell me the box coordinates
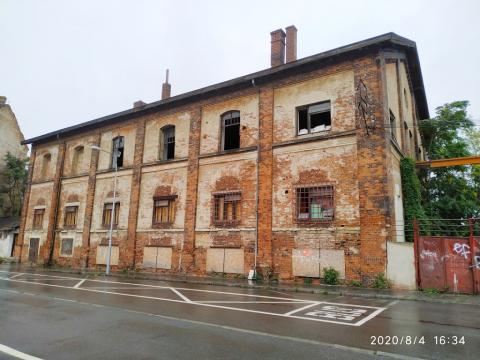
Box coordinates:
[372,273,391,289]
[322,267,339,285]
[303,277,313,286]
[350,280,362,287]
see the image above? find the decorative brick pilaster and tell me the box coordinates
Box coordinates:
[15,147,36,262]
[354,56,391,284]
[126,118,146,268]
[257,87,274,271]
[183,107,202,273]
[81,133,101,269]
[44,142,66,265]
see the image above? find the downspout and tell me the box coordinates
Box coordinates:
[253,78,259,278]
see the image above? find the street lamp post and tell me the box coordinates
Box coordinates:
[91,145,118,276]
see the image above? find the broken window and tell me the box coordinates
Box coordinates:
[221,111,240,151]
[296,186,334,222]
[33,208,45,229]
[153,196,176,225]
[297,101,331,135]
[214,192,241,226]
[64,206,78,227]
[40,153,51,179]
[102,202,120,227]
[161,126,175,160]
[389,110,396,142]
[72,146,84,175]
[111,136,124,169]
[60,238,73,256]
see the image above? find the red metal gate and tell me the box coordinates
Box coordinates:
[413,219,480,294]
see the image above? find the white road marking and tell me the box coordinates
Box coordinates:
[0,343,43,360]
[0,288,420,360]
[170,288,192,302]
[284,302,321,316]
[73,278,87,289]
[386,300,399,307]
[196,300,310,304]
[0,271,385,326]
[9,273,23,279]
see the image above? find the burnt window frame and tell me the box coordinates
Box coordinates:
[60,238,74,257]
[295,185,334,225]
[220,110,241,151]
[111,136,125,169]
[160,125,175,161]
[63,205,78,228]
[33,208,45,229]
[296,101,332,136]
[213,191,242,227]
[102,202,120,228]
[152,195,177,227]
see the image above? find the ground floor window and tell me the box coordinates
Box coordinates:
[296,186,334,222]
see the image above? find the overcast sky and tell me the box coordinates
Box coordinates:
[1,0,479,141]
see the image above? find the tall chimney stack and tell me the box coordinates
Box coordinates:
[285,25,297,62]
[161,69,171,100]
[270,29,286,67]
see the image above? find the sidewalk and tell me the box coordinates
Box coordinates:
[2,263,479,306]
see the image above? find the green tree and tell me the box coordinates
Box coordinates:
[0,152,29,216]
[419,101,480,219]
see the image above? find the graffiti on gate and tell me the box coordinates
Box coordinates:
[420,249,438,260]
[452,242,470,259]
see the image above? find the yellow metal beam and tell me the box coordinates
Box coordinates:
[416,155,480,168]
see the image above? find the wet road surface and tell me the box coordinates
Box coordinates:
[0,268,478,359]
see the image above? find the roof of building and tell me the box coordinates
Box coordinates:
[0,216,20,231]
[23,32,429,145]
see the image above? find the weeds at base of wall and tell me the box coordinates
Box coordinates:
[372,273,392,289]
[322,267,339,285]
[349,280,362,287]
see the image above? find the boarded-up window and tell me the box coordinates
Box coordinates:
[143,247,172,269]
[153,197,175,225]
[33,208,45,228]
[102,202,120,226]
[61,238,73,256]
[64,206,78,227]
[213,192,241,226]
[296,186,334,222]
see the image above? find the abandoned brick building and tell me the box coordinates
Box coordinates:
[16,28,429,284]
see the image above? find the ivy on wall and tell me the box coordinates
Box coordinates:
[400,157,426,241]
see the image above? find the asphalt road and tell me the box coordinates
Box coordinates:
[0,268,478,360]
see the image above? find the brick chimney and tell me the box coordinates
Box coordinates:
[285,25,297,62]
[270,29,286,67]
[161,69,171,100]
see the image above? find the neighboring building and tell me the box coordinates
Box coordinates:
[15,29,428,284]
[0,216,20,257]
[0,97,29,217]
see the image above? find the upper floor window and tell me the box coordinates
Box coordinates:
[152,196,176,225]
[64,206,78,227]
[111,136,124,169]
[389,110,397,142]
[72,146,84,175]
[161,126,175,160]
[40,153,51,179]
[213,192,241,226]
[221,111,240,151]
[102,202,120,227]
[297,101,331,135]
[296,186,334,222]
[33,208,45,229]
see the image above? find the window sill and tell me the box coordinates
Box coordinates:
[212,221,241,228]
[295,219,334,227]
[199,146,257,159]
[152,223,174,229]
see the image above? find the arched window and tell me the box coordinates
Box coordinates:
[221,111,240,151]
[160,125,175,160]
[111,136,124,169]
[40,153,51,179]
[72,145,84,175]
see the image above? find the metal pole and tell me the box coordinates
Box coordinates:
[106,152,118,276]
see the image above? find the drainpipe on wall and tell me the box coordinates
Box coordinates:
[253,82,259,279]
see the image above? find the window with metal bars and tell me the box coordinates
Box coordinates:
[152,196,176,225]
[161,126,175,160]
[64,206,78,227]
[221,111,240,151]
[213,192,241,226]
[33,208,45,229]
[102,202,120,227]
[296,186,334,222]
